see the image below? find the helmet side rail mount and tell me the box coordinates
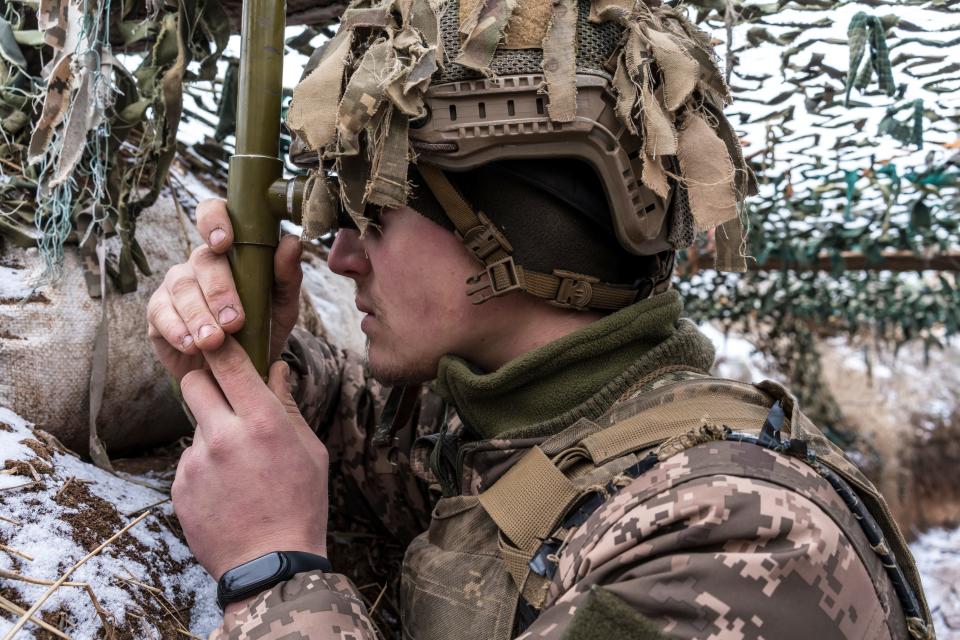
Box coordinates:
[409,74,673,257]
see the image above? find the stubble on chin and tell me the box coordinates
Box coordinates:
[364,341,438,386]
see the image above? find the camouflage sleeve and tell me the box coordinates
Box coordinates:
[210,571,379,640]
[520,442,906,640]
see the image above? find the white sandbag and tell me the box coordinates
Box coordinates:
[298,247,365,355]
[0,193,201,454]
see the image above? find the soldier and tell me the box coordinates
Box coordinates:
[146,0,933,637]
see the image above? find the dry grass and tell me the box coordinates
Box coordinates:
[2,511,150,639]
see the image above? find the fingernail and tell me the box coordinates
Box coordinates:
[199,325,217,340]
[218,306,238,324]
[209,228,226,247]
[181,334,194,350]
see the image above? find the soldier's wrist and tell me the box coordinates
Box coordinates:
[217,550,332,611]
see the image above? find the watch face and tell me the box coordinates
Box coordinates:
[221,552,285,594]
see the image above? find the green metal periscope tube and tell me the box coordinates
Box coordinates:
[228,0,305,376]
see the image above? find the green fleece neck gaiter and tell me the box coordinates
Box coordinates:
[433,289,717,441]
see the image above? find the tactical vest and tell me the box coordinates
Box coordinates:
[400,374,933,640]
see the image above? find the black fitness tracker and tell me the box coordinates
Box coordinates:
[217,551,332,611]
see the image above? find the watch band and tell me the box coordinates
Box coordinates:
[217,550,332,611]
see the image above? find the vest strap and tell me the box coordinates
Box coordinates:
[477,376,774,605]
[583,388,772,465]
[479,446,580,552]
[479,446,581,605]
[472,375,931,637]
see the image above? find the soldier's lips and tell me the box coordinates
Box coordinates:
[356,298,376,333]
[355,298,375,315]
[360,313,376,334]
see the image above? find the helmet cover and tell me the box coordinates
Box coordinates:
[287,0,754,275]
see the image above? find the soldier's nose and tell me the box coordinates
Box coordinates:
[328,229,371,279]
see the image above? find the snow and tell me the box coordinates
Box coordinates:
[699,322,774,382]
[911,526,960,639]
[0,407,219,639]
[0,264,38,302]
[0,410,37,489]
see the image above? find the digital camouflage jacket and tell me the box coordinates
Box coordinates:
[210,294,928,640]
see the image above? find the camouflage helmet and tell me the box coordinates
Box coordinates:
[287,0,754,310]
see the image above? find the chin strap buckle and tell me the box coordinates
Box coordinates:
[458,211,514,263]
[552,270,600,310]
[467,256,525,304]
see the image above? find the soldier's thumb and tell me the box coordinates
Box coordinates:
[266,360,296,408]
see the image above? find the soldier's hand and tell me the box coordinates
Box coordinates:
[172,337,329,582]
[147,198,303,381]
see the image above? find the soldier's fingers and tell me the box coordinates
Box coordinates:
[266,360,317,444]
[147,287,198,353]
[165,265,225,350]
[189,245,245,333]
[181,368,233,430]
[275,234,303,282]
[202,336,270,419]
[196,199,233,253]
[274,234,303,306]
[266,360,296,408]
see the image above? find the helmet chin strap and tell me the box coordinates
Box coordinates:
[416,164,671,311]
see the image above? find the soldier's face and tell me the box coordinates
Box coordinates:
[328,207,521,384]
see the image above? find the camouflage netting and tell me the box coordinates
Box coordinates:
[0,0,229,290]
[670,1,959,439]
[0,0,230,457]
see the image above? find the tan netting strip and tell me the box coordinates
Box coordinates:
[641,153,670,199]
[457,0,520,73]
[366,106,411,207]
[640,83,677,156]
[639,25,698,112]
[286,29,353,152]
[714,215,747,273]
[459,0,551,48]
[302,171,337,238]
[677,112,738,233]
[542,0,579,122]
